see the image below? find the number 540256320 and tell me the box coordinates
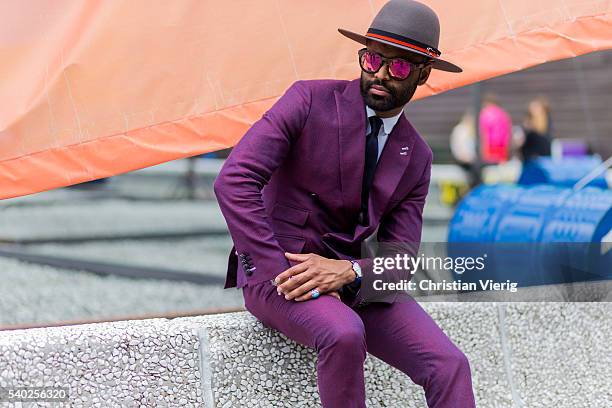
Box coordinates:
[0,386,69,402]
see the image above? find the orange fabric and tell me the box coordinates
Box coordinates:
[1,0,611,199]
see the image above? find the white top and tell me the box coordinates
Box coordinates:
[450,122,476,164]
[365,105,404,161]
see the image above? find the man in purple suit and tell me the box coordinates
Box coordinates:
[213,1,476,406]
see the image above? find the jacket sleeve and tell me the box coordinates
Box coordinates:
[346,152,433,307]
[213,81,312,283]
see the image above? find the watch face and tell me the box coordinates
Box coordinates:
[352,261,362,277]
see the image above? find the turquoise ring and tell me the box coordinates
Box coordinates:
[311,288,320,299]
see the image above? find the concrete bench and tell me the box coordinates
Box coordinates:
[1,303,610,407]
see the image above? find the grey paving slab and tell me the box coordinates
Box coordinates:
[504,303,612,407]
[420,302,514,408]
[0,200,227,241]
[0,257,242,327]
[0,319,205,407]
[26,237,233,277]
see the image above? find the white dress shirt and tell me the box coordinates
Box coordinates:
[365,105,404,161]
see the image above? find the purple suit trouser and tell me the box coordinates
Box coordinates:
[243,280,477,408]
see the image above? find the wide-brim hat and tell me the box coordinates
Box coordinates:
[338,0,462,73]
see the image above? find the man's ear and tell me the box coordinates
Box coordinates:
[417,65,432,85]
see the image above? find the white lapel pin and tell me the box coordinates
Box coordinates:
[401,146,409,151]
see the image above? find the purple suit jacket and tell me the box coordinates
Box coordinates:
[213,78,433,307]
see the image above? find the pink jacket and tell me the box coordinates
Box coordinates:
[479,104,512,163]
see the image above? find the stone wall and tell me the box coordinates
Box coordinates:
[1,303,610,407]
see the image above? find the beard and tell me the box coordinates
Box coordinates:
[360,73,418,112]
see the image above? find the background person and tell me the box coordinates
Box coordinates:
[449,110,481,188]
[479,93,512,164]
[450,110,477,169]
[519,96,553,161]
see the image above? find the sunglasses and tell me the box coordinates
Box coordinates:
[358,48,430,81]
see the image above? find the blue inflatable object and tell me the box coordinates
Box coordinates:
[447,185,612,287]
[518,156,608,188]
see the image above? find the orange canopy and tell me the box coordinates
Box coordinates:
[1,0,611,199]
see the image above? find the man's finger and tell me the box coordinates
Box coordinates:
[277,270,311,293]
[274,260,310,285]
[295,287,339,302]
[286,279,318,301]
[284,252,311,262]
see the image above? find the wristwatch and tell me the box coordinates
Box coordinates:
[340,260,362,299]
[347,260,362,290]
[350,260,362,280]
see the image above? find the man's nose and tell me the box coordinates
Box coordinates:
[374,61,390,81]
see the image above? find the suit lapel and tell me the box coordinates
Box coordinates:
[369,116,416,219]
[334,79,367,216]
[354,112,417,241]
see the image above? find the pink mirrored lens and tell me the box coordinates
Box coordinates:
[389,59,411,79]
[363,51,382,72]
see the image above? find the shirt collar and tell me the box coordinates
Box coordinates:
[366,105,404,135]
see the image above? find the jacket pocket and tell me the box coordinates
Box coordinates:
[271,203,310,226]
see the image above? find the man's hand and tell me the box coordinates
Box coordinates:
[274,253,355,301]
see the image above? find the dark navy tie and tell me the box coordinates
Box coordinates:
[360,116,383,225]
